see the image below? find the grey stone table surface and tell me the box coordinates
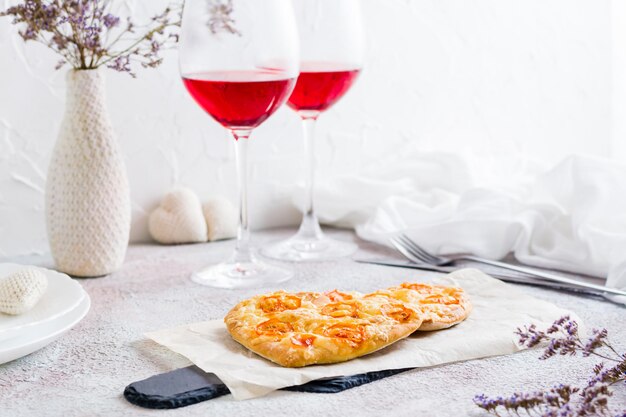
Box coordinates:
[1,228,624,417]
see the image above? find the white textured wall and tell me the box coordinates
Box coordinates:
[0,0,616,258]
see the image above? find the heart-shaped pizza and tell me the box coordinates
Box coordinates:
[224,289,423,367]
[224,282,471,367]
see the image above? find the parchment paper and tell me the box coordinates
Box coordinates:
[146,269,577,400]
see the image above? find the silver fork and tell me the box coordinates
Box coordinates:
[389,233,626,297]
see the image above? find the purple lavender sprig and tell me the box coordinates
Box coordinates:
[207,0,240,35]
[0,0,182,76]
[475,316,625,417]
[474,385,579,417]
[516,316,622,363]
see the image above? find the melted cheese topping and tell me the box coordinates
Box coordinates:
[224,282,471,366]
[228,290,421,350]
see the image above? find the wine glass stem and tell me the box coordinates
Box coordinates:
[232,130,253,263]
[297,115,324,241]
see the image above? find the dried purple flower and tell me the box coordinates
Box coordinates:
[583,328,608,357]
[478,316,625,417]
[594,360,626,385]
[102,13,119,29]
[108,55,132,77]
[1,0,182,75]
[207,0,240,35]
[577,376,612,416]
[474,384,580,417]
[515,323,546,348]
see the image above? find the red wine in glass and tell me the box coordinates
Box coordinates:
[183,70,296,129]
[262,61,362,262]
[287,62,361,112]
[179,0,299,289]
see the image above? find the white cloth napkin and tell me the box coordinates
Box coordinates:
[146,269,576,400]
[314,153,626,290]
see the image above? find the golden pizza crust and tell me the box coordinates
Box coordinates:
[382,283,472,331]
[224,281,472,367]
[224,290,423,368]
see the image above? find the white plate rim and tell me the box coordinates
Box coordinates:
[0,290,91,365]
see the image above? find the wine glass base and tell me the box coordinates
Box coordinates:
[191,259,293,289]
[261,236,358,262]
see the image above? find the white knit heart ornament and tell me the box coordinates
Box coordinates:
[0,269,48,315]
[203,197,238,242]
[149,188,208,244]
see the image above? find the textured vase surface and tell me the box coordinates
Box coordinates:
[45,70,130,277]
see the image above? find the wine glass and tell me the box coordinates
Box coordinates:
[262,0,365,262]
[179,0,299,288]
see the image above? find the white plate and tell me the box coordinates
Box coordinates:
[0,263,85,337]
[0,291,90,365]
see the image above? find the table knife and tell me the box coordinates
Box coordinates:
[355,259,611,297]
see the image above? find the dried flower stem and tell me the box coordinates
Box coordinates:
[1,0,182,76]
[99,18,176,67]
[475,316,625,417]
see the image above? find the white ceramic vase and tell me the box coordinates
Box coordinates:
[45,70,130,277]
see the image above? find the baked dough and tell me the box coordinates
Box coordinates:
[224,289,423,368]
[379,282,472,331]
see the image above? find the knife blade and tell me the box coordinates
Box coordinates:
[354,259,609,297]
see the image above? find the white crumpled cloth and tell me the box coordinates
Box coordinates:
[314,152,626,289]
[147,269,576,400]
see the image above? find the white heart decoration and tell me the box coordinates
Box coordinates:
[149,188,208,244]
[203,197,238,242]
[0,268,48,315]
